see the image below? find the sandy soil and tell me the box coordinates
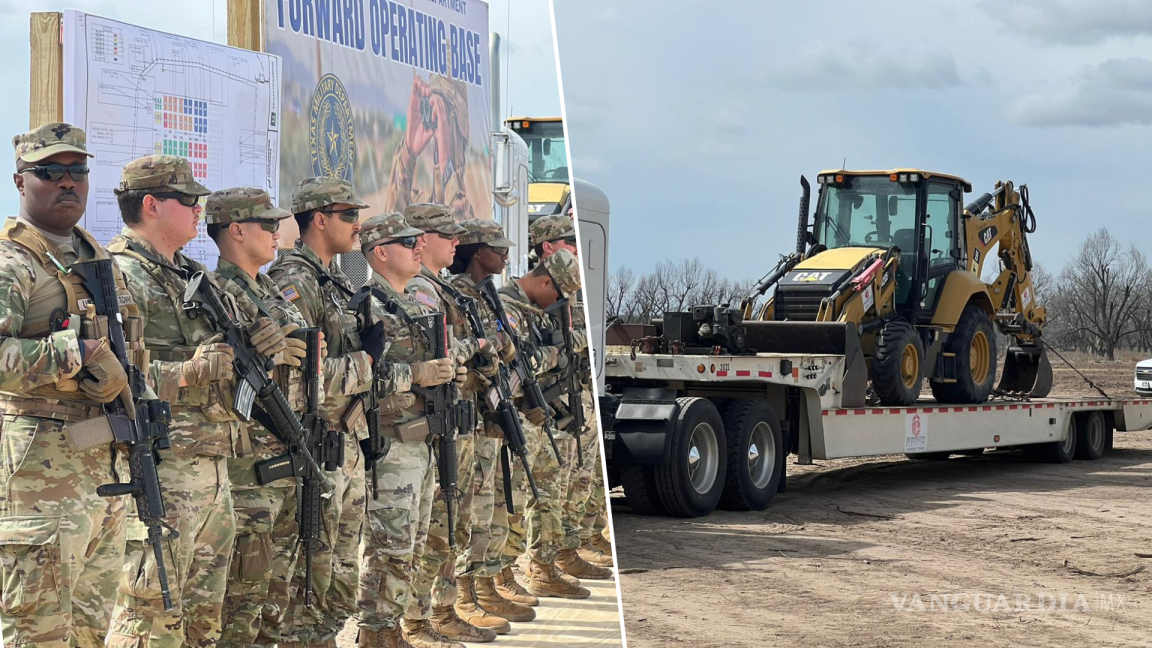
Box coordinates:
[611,360,1152,647]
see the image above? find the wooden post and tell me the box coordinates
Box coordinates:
[29,12,63,128]
[227,0,264,52]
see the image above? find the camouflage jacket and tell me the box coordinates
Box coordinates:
[269,241,374,440]
[110,227,254,458]
[215,258,313,464]
[368,273,442,428]
[497,281,565,388]
[407,267,486,398]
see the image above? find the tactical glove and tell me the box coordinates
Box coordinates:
[79,339,129,403]
[248,317,287,358]
[411,357,455,387]
[524,406,548,427]
[273,324,307,368]
[360,321,387,365]
[182,341,235,387]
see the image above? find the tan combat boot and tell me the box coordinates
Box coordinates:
[495,565,539,606]
[556,547,614,580]
[356,626,414,648]
[526,559,591,599]
[455,574,516,632]
[578,537,615,567]
[400,618,464,648]
[474,575,536,622]
[593,531,613,555]
[430,604,497,643]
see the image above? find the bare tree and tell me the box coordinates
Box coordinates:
[606,266,634,320]
[1055,229,1151,360]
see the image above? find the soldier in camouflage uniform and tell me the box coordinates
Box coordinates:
[401,204,505,644]
[267,177,377,648]
[206,188,314,648]
[445,219,539,627]
[354,214,460,648]
[106,156,293,648]
[0,123,133,648]
[531,215,614,577]
[496,250,592,599]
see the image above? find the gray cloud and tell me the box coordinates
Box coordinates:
[980,0,1152,46]
[1010,57,1152,126]
[764,40,963,91]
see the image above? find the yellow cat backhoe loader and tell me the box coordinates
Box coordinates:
[740,169,1051,406]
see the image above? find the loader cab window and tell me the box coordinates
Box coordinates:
[919,181,961,314]
[509,120,569,184]
[814,176,917,251]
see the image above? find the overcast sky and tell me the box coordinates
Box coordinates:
[553,0,1152,282]
[0,0,560,215]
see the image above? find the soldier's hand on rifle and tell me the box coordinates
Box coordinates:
[476,338,500,377]
[79,339,130,403]
[318,332,328,361]
[525,406,548,427]
[452,363,469,387]
[182,340,235,387]
[411,358,455,387]
[273,324,308,368]
[497,331,517,363]
[360,321,387,366]
[248,317,287,358]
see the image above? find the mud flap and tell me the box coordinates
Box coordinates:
[742,321,868,407]
[998,344,1053,397]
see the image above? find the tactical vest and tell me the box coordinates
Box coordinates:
[498,283,562,391]
[371,283,438,433]
[108,238,235,425]
[0,220,146,409]
[272,251,363,359]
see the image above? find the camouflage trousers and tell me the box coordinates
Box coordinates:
[449,430,500,581]
[218,453,299,648]
[580,450,608,542]
[357,438,434,631]
[278,433,365,644]
[414,431,472,613]
[0,415,125,648]
[107,454,236,648]
[562,399,602,550]
[503,421,575,567]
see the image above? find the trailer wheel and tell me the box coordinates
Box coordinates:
[1074,411,1107,460]
[718,400,785,511]
[871,320,923,406]
[652,397,727,517]
[619,465,666,516]
[931,305,997,404]
[1029,415,1078,463]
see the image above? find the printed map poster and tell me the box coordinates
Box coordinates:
[62,10,282,267]
[266,0,492,227]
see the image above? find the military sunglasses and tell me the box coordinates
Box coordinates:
[235,218,281,233]
[321,207,360,223]
[152,192,201,207]
[382,235,420,249]
[20,163,90,182]
[487,245,510,256]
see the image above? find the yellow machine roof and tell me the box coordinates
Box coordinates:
[817,168,972,192]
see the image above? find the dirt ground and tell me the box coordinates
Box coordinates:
[610,358,1152,647]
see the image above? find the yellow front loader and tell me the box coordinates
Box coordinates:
[741,170,1051,406]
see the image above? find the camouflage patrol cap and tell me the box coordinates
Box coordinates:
[404,202,467,235]
[359,213,425,252]
[116,155,210,195]
[543,248,582,298]
[291,176,369,214]
[530,214,575,247]
[459,218,515,247]
[14,122,94,164]
[205,187,292,225]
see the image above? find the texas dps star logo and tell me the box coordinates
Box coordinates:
[309,73,355,181]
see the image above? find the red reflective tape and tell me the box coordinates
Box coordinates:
[968,407,978,412]
[853,409,866,415]
[736,370,751,377]
[716,371,728,377]
[995,405,1006,411]
[871,408,885,415]
[835,410,849,416]
[890,408,901,415]
[758,371,773,377]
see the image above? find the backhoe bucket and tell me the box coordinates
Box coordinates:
[742,321,868,407]
[998,344,1053,398]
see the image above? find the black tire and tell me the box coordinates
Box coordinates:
[717,400,785,511]
[931,305,997,404]
[1074,411,1107,460]
[619,465,666,516]
[906,451,952,461]
[651,398,727,517]
[871,320,924,406]
[1032,415,1077,463]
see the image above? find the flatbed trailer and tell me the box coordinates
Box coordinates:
[600,346,1152,517]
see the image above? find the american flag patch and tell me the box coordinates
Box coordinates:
[414,291,438,309]
[282,285,300,302]
[507,313,519,329]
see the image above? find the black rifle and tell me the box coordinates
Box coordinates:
[347,286,388,500]
[477,277,564,465]
[546,298,585,467]
[411,312,472,549]
[455,290,539,510]
[181,272,333,604]
[73,259,178,611]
